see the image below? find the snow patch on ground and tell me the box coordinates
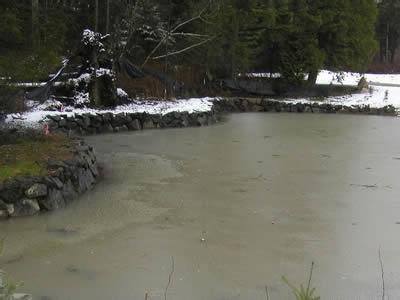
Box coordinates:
[5,98,216,128]
[316,70,400,86]
[243,70,400,110]
[245,70,400,86]
[278,85,400,109]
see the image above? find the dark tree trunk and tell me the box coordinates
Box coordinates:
[95,0,99,32]
[32,0,40,49]
[308,70,318,86]
[106,0,110,33]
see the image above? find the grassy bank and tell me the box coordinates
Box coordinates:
[0,131,74,181]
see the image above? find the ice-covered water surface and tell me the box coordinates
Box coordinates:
[2,113,400,299]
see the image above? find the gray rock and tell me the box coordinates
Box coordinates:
[59,118,67,127]
[182,116,189,127]
[88,149,96,163]
[88,162,99,178]
[100,123,114,133]
[78,168,95,192]
[274,102,282,112]
[0,181,23,203]
[40,189,65,211]
[48,159,68,169]
[0,199,7,210]
[102,112,113,122]
[83,116,91,128]
[75,145,89,153]
[16,176,43,189]
[142,119,155,129]
[25,183,48,198]
[62,180,78,204]
[296,103,305,113]
[0,209,8,218]
[50,177,64,189]
[47,115,61,122]
[197,115,208,126]
[6,203,14,216]
[11,199,40,217]
[125,114,133,123]
[111,113,126,127]
[251,105,264,112]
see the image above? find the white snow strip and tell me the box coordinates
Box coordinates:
[275,85,400,109]
[5,98,216,128]
[316,70,400,86]
[245,70,400,87]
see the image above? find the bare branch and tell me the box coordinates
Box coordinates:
[379,248,385,300]
[164,256,175,300]
[170,8,207,33]
[265,285,270,300]
[170,32,210,38]
[152,37,215,60]
[142,7,209,67]
[306,261,315,295]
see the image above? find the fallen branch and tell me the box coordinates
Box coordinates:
[164,256,175,300]
[379,248,385,300]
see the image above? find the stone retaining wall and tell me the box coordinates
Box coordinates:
[46,110,218,135]
[213,98,397,116]
[44,99,396,136]
[0,142,98,218]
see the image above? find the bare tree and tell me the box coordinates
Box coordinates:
[142,7,215,67]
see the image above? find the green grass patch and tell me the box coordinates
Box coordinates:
[0,133,74,181]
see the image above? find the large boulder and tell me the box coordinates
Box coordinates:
[39,188,65,211]
[25,183,48,198]
[0,181,23,204]
[11,199,40,217]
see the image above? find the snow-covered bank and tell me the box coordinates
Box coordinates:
[245,69,400,87]
[316,70,400,86]
[5,98,215,128]
[244,70,400,111]
[277,85,400,110]
[3,70,400,129]
[299,70,400,109]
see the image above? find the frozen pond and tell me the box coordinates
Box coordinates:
[2,113,400,299]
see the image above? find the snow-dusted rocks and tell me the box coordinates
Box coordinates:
[45,107,218,135]
[213,98,397,116]
[4,98,216,129]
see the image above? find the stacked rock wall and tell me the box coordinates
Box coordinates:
[213,98,397,116]
[0,142,98,218]
[46,111,218,135]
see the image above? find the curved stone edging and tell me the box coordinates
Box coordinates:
[0,141,98,218]
[213,98,397,116]
[46,110,218,135]
[45,98,397,137]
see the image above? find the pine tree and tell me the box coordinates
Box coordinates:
[377,0,400,63]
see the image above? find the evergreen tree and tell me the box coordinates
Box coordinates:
[260,0,378,84]
[377,0,400,63]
